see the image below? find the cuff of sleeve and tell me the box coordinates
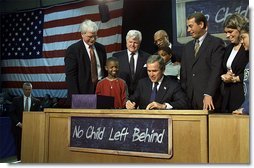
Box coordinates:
[164,103,173,110]
[16,122,21,127]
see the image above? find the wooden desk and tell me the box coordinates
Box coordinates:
[21,109,208,163]
[209,114,249,163]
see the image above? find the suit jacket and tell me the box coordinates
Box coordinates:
[112,49,150,96]
[9,96,41,160]
[65,40,107,100]
[129,76,189,109]
[180,33,225,110]
[221,44,249,112]
[9,96,41,126]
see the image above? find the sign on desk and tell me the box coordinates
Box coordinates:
[69,114,172,158]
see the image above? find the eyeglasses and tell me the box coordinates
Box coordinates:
[154,37,165,44]
[82,33,98,40]
[85,35,98,39]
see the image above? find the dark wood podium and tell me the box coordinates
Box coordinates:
[21,109,249,163]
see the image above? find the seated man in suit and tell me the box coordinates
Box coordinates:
[9,82,41,161]
[126,55,188,110]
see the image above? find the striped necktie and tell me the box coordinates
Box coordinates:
[89,45,98,84]
[194,39,200,56]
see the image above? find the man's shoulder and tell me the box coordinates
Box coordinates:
[13,96,22,101]
[138,77,150,84]
[138,50,150,57]
[163,76,180,85]
[32,97,41,103]
[94,42,105,49]
[206,33,224,43]
[112,50,127,57]
[67,40,83,48]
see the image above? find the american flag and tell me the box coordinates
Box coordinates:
[0,0,123,98]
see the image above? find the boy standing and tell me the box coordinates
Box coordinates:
[96,57,128,108]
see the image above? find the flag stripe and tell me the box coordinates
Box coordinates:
[43,0,96,15]
[2,66,65,74]
[44,8,123,29]
[2,74,65,82]
[43,25,122,43]
[1,58,64,67]
[2,81,67,89]
[42,35,120,52]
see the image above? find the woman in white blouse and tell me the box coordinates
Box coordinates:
[221,13,249,113]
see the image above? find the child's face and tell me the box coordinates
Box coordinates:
[240,32,249,51]
[105,61,119,78]
[158,50,172,63]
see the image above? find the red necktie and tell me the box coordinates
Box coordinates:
[89,46,98,84]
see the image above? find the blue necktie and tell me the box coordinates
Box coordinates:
[150,82,158,102]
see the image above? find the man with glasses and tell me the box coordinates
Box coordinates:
[154,30,172,49]
[65,19,107,105]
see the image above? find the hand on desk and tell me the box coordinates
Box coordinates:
[203,95,215,110]
[126,100,136,109]
[232,108,244,115]
[146,102,166,110]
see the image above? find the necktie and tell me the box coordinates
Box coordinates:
[150,82,159,102]
[24,97,29,111]
[130,53,135,79]
[194,39,200,56]
[89,46,98,84]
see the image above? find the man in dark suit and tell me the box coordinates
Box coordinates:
[180,12,225,110]
[9,82,41,161]
[65,19,107,105]
[113,30,150,97]
[126,55,188,110]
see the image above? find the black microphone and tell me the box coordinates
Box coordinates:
[98,3,110,23]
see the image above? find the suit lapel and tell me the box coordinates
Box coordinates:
[30,97,34,111]
[122,51,134,80]
[155,77,168,102]
[189,41,197,66]
[146,80,153,102]
[94,43,104,69]
[124,51,132,74]
[20,97,24,111]
[79,41,91,68]
[136,51,144,77]
[192,34,210,66]
[231,45,245,70]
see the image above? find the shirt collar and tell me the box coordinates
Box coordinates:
[196,32,207,45]
[83,41,93,50]
[24,95,31,99]
[153,75,164,87]
[127,50,137,56]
